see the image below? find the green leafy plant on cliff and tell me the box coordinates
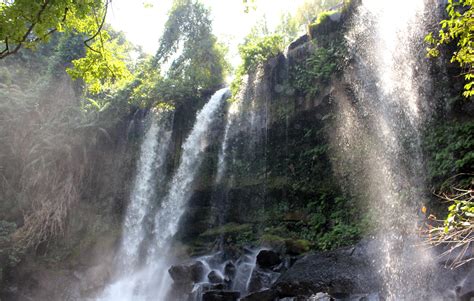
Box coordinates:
[302,194,363,250]
[425,0,474,98]
[289,40,342,97]
[230,34,284,99]
[423,120,473,267]
[423,121,474,186]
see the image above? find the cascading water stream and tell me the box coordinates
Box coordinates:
[98,112,173,301]
[148,87,229,298]
[335,0,435,299]
[150,87,229,253]
[121,115,173,268]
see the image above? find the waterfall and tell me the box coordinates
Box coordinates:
[120,114,172,269]
[334,0,435,299]
[151,87,229,253]
[98,111,173,301]
[98,88,229,301]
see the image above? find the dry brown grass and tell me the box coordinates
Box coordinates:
[1,75,100,248]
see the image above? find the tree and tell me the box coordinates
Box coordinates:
[426,0,474,98]
[294,0,341,27]
[0,0,131,94]
[151,0,228,105]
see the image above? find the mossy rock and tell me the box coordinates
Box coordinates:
[200,223,253,237]
[308,10,341,38]
[259,234,287,251]
[285,239,311,255]
[258,235,310,255]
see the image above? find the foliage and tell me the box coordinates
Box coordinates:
[200,223,252,237]
[293,0,341,27]
[0,42,126,250]
[314,9,338,25]
[153,0,228,105]
[0,0,131,94]
[275,13,300,45]
[289,39,343,97]
[302,194,362,250]
[423,121,474,186]
[231,34,284,98]
[67,29,133,94]
[239,35,284,73]
[425,0,474,97]
[128,59,164,108]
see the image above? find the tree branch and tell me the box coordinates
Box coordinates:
[0,0,51,59]
[83,0,109,51]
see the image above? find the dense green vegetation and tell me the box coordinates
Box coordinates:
[289,38,345,97]
[424,121,474,187]
[230,34,284,98]
[426,0,474,97]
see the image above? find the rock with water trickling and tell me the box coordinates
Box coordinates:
[208,270,224,284]
[202,290,240,301]
[248,268,281,293]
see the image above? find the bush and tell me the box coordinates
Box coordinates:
[231,34,284,98]
[289,38,344,98]
[424,121,474,187]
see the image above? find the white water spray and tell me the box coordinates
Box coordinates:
[339,0,435,299]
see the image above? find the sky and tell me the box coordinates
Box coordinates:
[106,0,306,64]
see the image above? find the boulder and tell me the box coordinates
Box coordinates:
[208,270,224,284]
[168,260,205,284]
[224,262,237,281]
[247,268,280,293]
[288,35,309,51]
[256,250,282,268]
[273,240,381,297]
[202,290,240,301]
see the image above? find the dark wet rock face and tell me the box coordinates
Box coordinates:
[208,270,224,284]
[169,261,206,284]
[240,288,278,301]
[247,268,281,293]
[273,242,381,297]
[202,290,240,301]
